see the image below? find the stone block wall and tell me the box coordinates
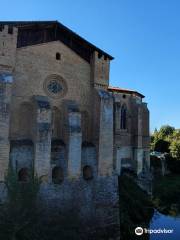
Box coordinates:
[39,176,120,237]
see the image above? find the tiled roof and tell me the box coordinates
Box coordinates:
[108,86,145,98]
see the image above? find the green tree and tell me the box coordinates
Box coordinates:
[158,125,175,139]
[154,139,170,153]
[170,140,180,160]
[151,125,176,153]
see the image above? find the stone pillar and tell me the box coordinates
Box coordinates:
[134,106,143,175]
[34,96,52,181]
[0,73,13,181]
[97,90,114,176]
[67,104,82,178]
[142,103,150,172]
[116,148,121,176]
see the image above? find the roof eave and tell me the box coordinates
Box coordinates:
[108,86,145,98]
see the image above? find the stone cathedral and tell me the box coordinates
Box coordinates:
[0,21,150,232]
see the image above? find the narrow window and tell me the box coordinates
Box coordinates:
[121,105,127,129]
[115,103,121,130]
[56,52,61,60]
[83,165,93,180]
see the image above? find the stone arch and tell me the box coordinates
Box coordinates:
[83,165,93,180]
[18,168,29,182]
[52,166,64,184]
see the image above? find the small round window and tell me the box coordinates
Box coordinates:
[44,75,67,99]
[47,80,62,94]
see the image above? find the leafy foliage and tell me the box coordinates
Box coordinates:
[169,140,180,159]
[154,139,170,153]
[151,125,180,161]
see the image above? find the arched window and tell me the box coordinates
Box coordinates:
[121,105,127,129]
[115,103,121,130]
[18,168,29,182]
[56,52,61,60]
[52,166,64,184]
[83,165,93,180]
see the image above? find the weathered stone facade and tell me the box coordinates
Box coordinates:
[0,21,150,235]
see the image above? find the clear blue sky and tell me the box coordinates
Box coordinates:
[1,0,180,131]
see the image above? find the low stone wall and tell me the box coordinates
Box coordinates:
[39,175,120,237]
[0,175,120,238]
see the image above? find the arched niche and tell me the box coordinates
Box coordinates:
[18,168,29,182]
[83,165,93,180]
[82,142,97,177]
[52,166,64,184]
